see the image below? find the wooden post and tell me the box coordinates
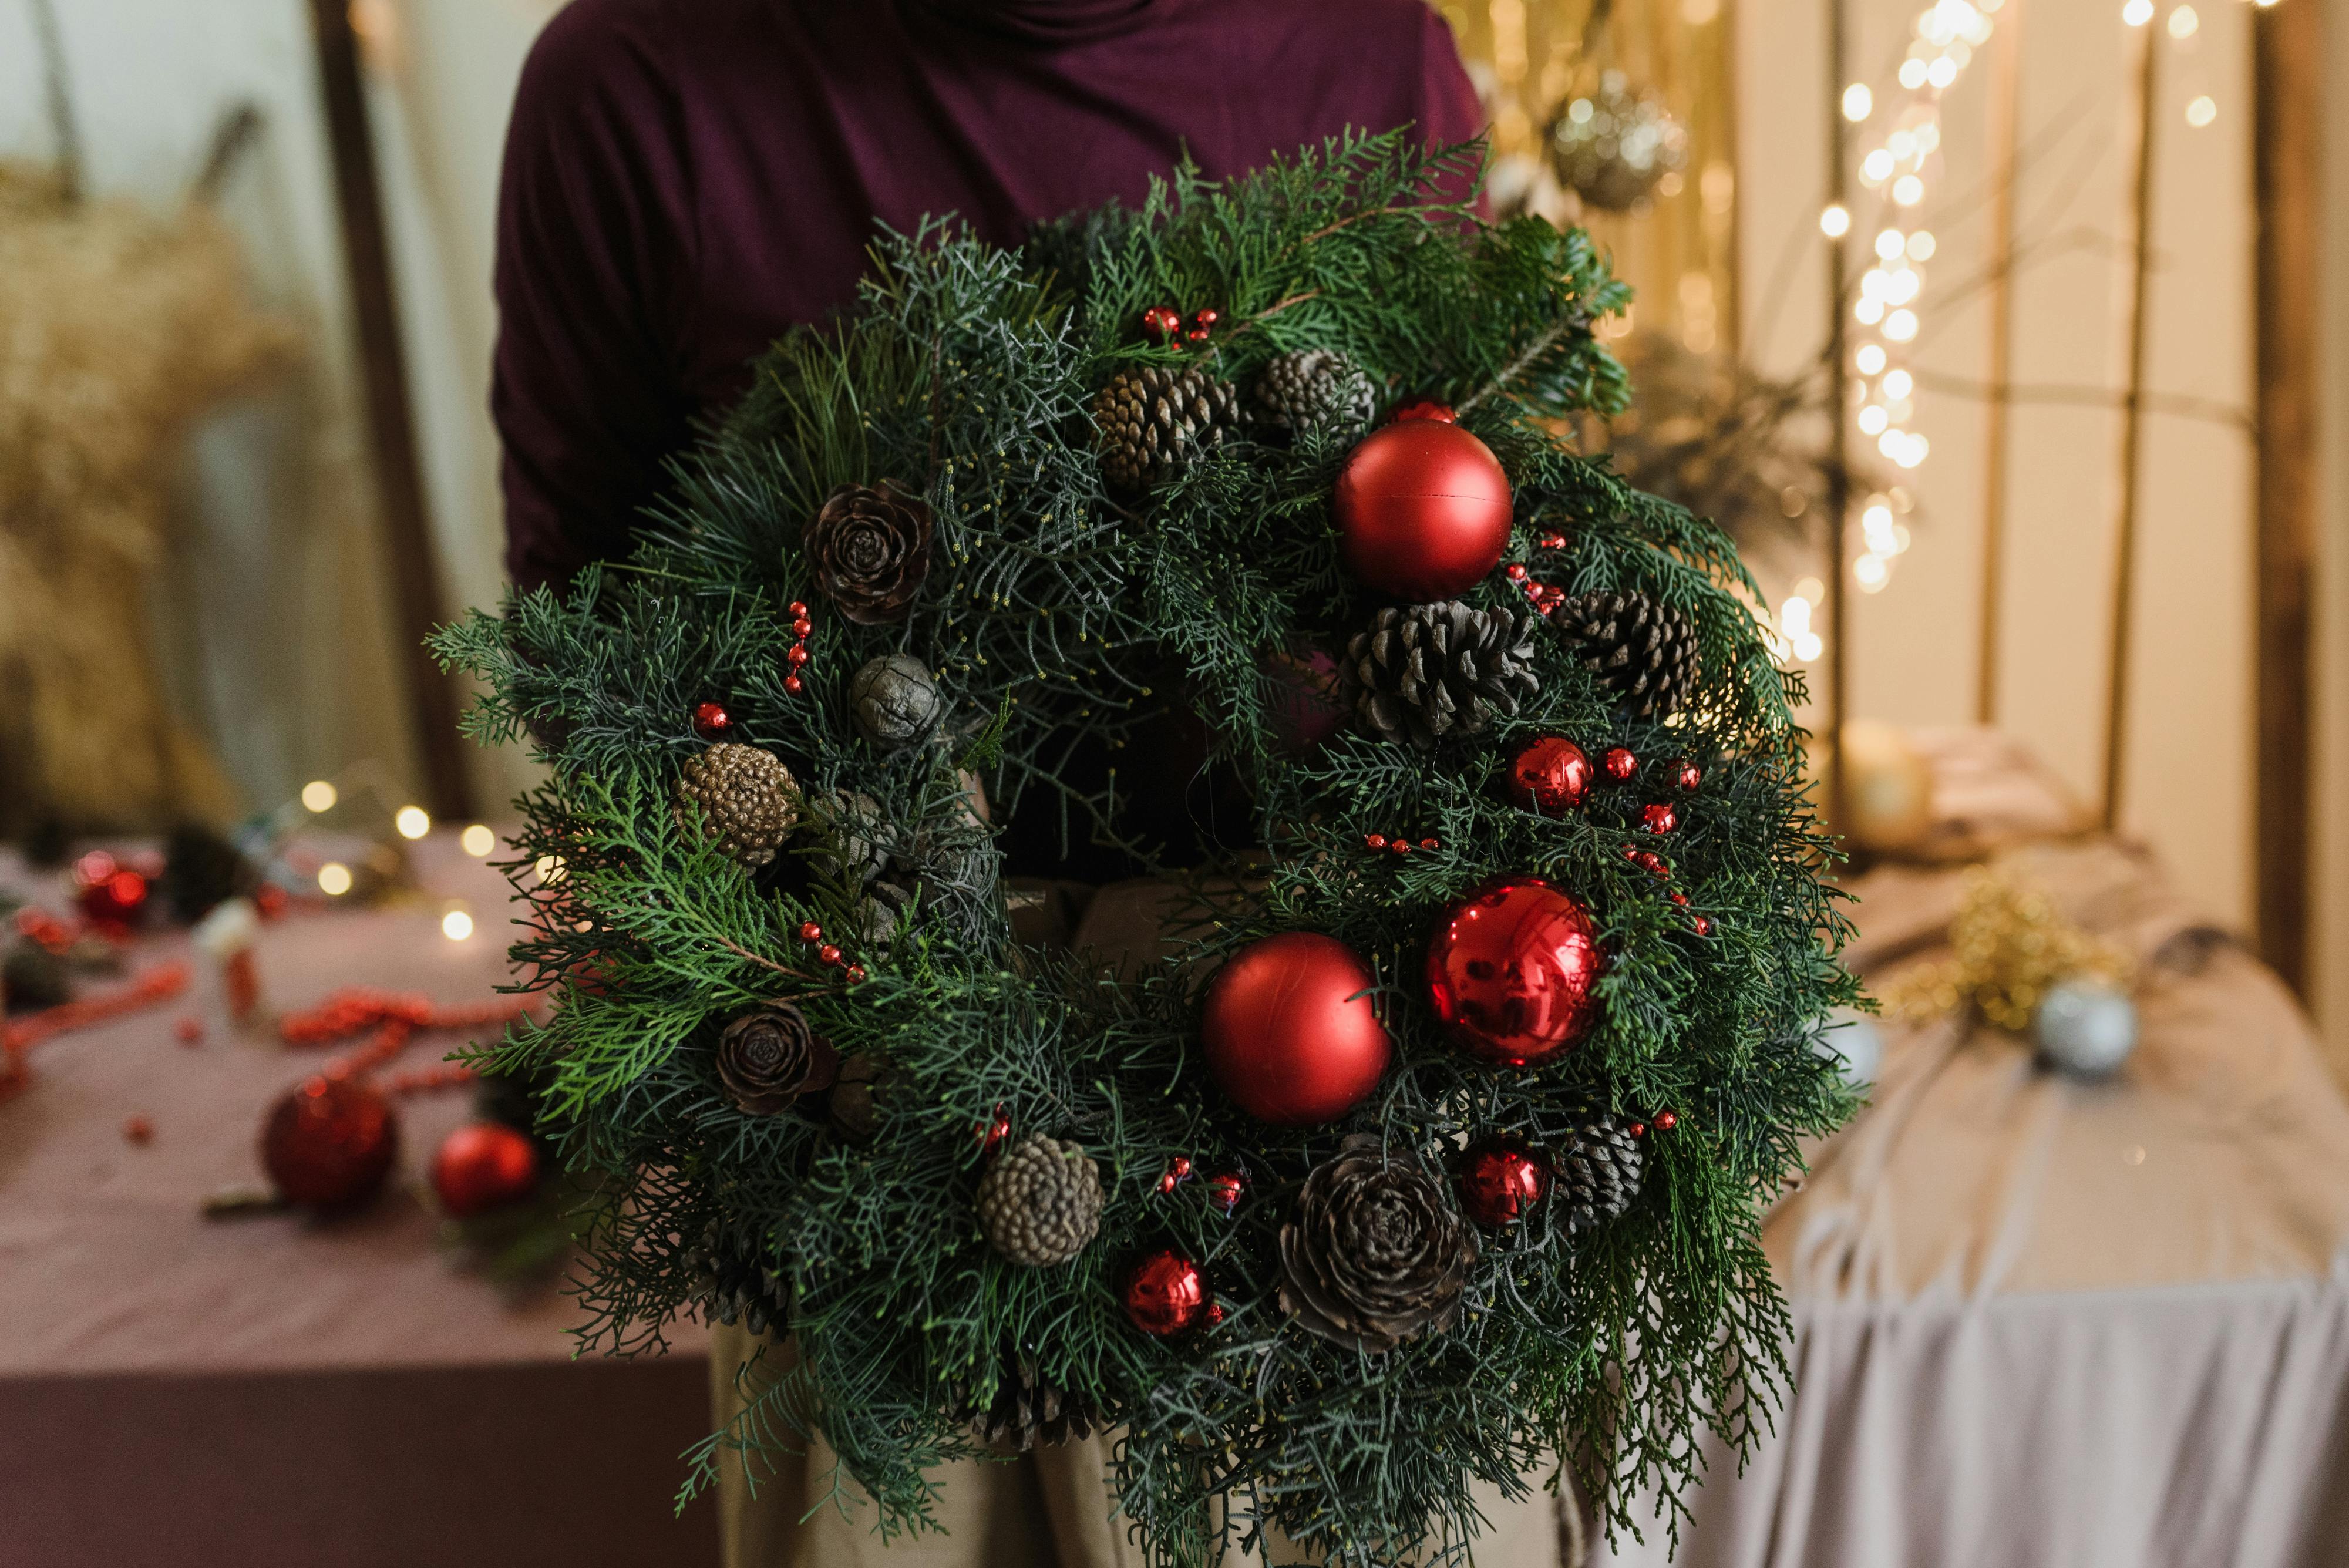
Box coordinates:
[2099,20,2159,832]
[1975,1,2023,725]
[2251,0,2318,995]
[1824,0,1851,839]
[305,0,473,819]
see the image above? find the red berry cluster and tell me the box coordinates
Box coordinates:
[1509,540,1572,614]
[1626,1109,1680,1138]
[1156,1154,1193,1194]
[1593,750,1712,937]
[1363,832,1441,859]
[783,600,813,696]
[1144,305,1219,344]
[793,919,866,985]
[973,1102,1010,1155]
[1389,399,1458,425]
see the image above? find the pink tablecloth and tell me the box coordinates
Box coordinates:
[0,836,716,1568]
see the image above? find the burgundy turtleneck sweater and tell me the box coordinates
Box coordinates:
[491,0,1482,591]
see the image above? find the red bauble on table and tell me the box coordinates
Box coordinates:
[1425,878,1606,1067]
[430,1121,541,1217]
[1505,736,1593,815]
[1456,1135,1552,1227]
[1200,932,1391,1124]
[1331,422,1513,602]
[1123,1247,1209,1336]
[261,1075,399,1209]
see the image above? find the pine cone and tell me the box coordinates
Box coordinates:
[1341,601,1542,749]
[976,1134,1102,1267]
[1278,1134,1478,1354]
[1250,348,1377,442]
[688,1230,790,1337]
[804,480,933,624]
[715,1002,839,1115]
[1092,365,1244,490]
[948,1355,1107,1451]
[1550,590,1699,719]
[676,743,800,867]
[826,1050,889,1143]
[1554,1116,1644,1235]
[849,654,944,753]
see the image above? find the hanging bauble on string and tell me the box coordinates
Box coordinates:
[1200,932,1390,1123]
[2033,979,2138,1076]
[261,1075,399,1210]
[1331,422,1513,601]
[1545,70,1690,214]
[1425,877,1605,1066]
[430,1121,541,1217]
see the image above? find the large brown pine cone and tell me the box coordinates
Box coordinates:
[1554,1115,1645,1234]
[1092,365,1244,490]
[1250,348,1377,442]
[675,743,800,867]
[975,1134,1102,1267]
[804,480,934,624]
[1550,589,1698,718]
[1341,600,1542,750]
[948,1355,1107,1451]
[1278,1134,1478,1353]
[715,1002,839,1115]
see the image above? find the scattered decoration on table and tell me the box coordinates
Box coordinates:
[1810,1005,1883,1088]
[1456,1134,1552,1229]
[1554,1116,1645,1234]
[0,960,189,1102]
[1544,70,1688,213]
[2032,980,2139,1078]
[260,1075,399,1210]
[1278,1135,1475,1353]
[121,1111,154,1145]
[1200,932,1389,1125]
[1880,866,2135,1037]
[975,1135,1102,1267]
[173,1015,204,1045]
[1425,878,1604,1066]
[192,896,260,1023]
[430,1121,542,1217]
[72,850,152,930]
[1331,420,1513,601]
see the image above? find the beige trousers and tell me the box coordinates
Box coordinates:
[709,1324,1577,1568]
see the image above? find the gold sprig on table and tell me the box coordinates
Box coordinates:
[1881,867,2135,1032]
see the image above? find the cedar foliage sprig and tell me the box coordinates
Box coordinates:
[430,131,1857,1566]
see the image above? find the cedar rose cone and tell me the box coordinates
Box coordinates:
[1278,1133,1478,1353]
[715,1002,840,1115]
[804,480,934,624]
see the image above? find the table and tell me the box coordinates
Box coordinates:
[1594,737,2349,1568]
[0,835,718,1568]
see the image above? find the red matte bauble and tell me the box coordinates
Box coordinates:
[1506,736,1593,815]
[1425,878,1605,1067]
[1201,933,1391,1123]
[431,1122,541,1217]
[1332,422,1513,601]
[1123,1248,1209,1336]
[261,1075,399,1210]
[1456,1135,1552,1227]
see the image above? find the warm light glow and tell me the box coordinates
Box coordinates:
[1907,230,1938,260]
[1795,576,1826,602]
[1858,405,1891,436]
[460,824,496,857]
[1820,203,1852,238]
[1855,344,1888,375]
[318,862,354,897]
[1883,308,1920,342]
[1899,58,1930,90]
[534,854,567,884]
[1875,228,1906,261]
[1892,174,1926,207]
[1843,83,1875,121]
[442,909,475,942]
[1854,554,1890,591]
[394,806,431,840]
[301,780,338,813]
[1884,268,1920,305]
[2166,4,2197,38]
[1883,368,1914,399]
[1855,297,1887,326]
[1862,149,1896,184]
[2122,0,2153,25]
[1926,56,1958,89]
[2184,95,2217,128]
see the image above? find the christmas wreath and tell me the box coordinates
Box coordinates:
[435,133,1857,1564]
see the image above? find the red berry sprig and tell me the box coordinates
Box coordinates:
[790,918,866,984]
[1205,1170,1247,1213]
[1362,832,1441,859]
[783,601,813,696]
[1641,802,1678,835]
[1157,1155,1194,1194]
[1186,308,1219,343]
[1674,758,1703,791]
[973,1102,1010,1155]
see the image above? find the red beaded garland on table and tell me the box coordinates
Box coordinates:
[1331,421,1513,601]
[1505,736,1594,815]
[1455,1135,1551,1228]
[1425,878,1606,1067]
[432,1121,542,1216]
[1123,1248,1210,1336]
[1200,932,1391,1124]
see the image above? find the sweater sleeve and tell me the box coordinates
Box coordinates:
[490,1,697,594]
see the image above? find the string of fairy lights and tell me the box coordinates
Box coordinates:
[1779,0,2260,666]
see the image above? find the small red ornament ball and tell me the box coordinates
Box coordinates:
[431,1122,541,1217]
[1123,1248,1209,1336]
[1201,933,1391,1124]
[1506,736,1593,815]
[1456,1135,1551,1228]
[1425,878,1606,1067]
[1674,759,1703,792]
[1389,399,1459,425]
[78,864,149,927]
[692,701,732,738]
[1641,802,1678,835]
[261,1076,399,1210]
[1603,746,1638,780]
[1332,422,1513,602]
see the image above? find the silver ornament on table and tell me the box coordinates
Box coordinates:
[1545,71,1689,213]
[1809,1005,1883,1089]
[849,654,944,752]
[2033,978,2138,1076]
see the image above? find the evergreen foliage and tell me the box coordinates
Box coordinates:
[432,132,1857,1566]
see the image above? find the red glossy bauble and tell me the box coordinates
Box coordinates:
[1425,878,1605,1067]
[1389,399,1458,425]
[1674,759,1703,792]
[261,1075,399,1210]
[1123,1248,1209,1336]
[1641,802,1678,834]
[1200,933,1391,1124]
[1603,746,1638,780]
[692,701,732,738]
[1505,736,1593,815]
[431,1122,541,1217]
[1456,1135,1552,1227]
[1332,422,1513,601]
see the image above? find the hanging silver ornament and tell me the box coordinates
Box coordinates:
[2032,978,2138,1077]
[1545,71,1690,214]
[1809,1005,1883,1089]
[849,654,944,752]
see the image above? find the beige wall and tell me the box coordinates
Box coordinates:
[2318,0,2349,1079]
